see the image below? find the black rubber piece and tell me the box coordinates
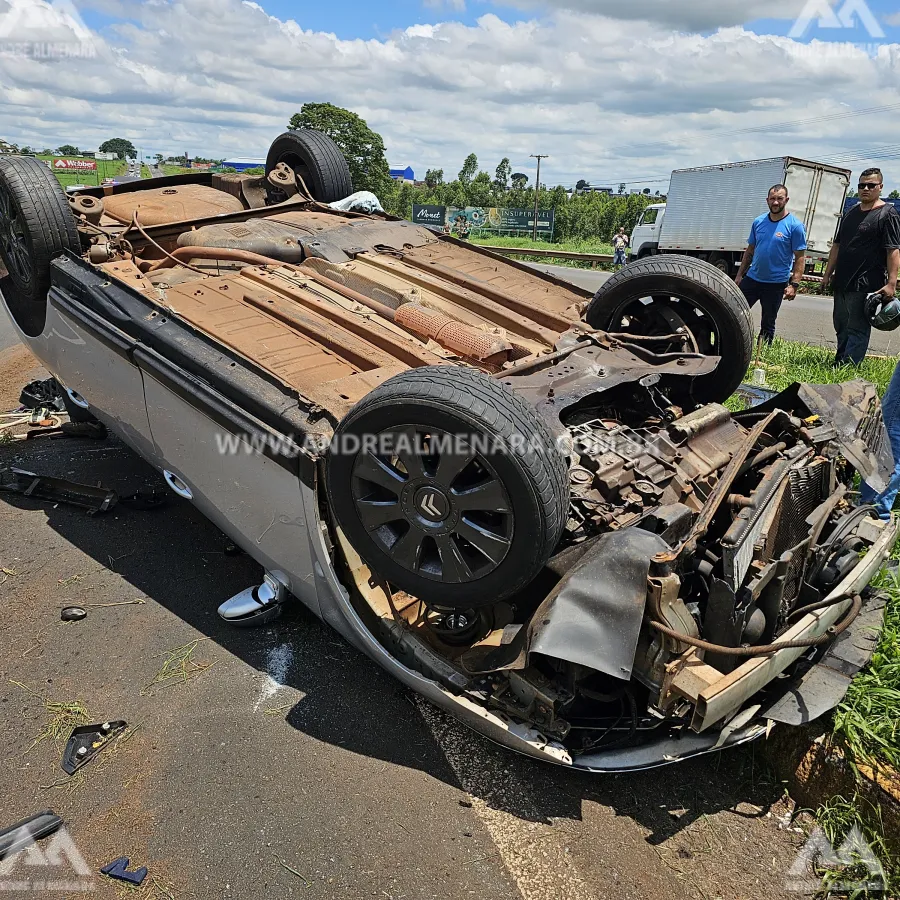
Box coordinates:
[584,253,753,404]
[326,366,569,608]
[0,156,80,306]
[265,130,353,203]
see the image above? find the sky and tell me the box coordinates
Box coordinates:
[0,0,898,190]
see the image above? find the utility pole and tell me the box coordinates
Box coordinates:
[530,154,548,241]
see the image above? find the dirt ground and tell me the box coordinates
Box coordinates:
[0,344,819,900]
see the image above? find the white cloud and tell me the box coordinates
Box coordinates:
[500,0,810,30]
[0,1,897,188]
[885,11,900,26]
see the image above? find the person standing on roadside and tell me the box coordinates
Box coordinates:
[735,184,807,344]
[822,168,900,365]
[612,227,629,269]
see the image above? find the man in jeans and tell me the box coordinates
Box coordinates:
[861,359,900,518]
[822,168,900,364]
[735,184,807,343]
[612,227,629,269]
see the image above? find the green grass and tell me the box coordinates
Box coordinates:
[747,338,897,396]
[811,794,898,897]
[470,234,616,268]
[35,154,125,188]
[161,164,191,176]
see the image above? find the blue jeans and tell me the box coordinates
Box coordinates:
[833,288,871,364]
[860,359,900,519]
[739,276,787,343]
[613,249,627,266]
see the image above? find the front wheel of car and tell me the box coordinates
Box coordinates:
[0,156,80,312]
[326,366,569,609]
[585,254,753,404]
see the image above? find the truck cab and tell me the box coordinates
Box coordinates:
[629,204,665,259]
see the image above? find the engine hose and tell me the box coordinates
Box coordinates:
[786,590,858,624]
[648,592,861,657]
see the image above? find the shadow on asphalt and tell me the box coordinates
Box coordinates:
[0,432,786,838]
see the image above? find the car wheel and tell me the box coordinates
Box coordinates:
[326,366,569,609]
[0,156,80,312]
[585,254,753,404]
[265,130,353,204]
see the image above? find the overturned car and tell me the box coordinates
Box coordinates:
[0,131,895,771]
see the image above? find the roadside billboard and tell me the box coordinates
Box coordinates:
[412,205,555,236]
[411,204,446,227]
[53,158,97,171]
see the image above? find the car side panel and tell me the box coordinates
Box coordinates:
[139,368,321,615]
[36,292,158,464]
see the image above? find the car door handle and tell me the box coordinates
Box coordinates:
[65,388,89,409]
[163,470,193,500]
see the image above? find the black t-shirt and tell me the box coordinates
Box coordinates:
[834,203,900,292]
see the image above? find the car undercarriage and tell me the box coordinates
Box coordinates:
[0,131,895,768]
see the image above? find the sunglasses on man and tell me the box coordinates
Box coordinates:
[858,182,882,190]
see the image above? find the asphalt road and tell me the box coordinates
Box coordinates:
[0,343,812,900]
[531,264,900,357]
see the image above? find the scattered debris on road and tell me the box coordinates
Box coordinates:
[143,638,215,694]
[60,606,87,622]
[61,721,128,774]
[101,855,149,885]
[0,467,117,514]
[0,811,63,859]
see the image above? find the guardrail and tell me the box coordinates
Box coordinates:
[476,245,613,268]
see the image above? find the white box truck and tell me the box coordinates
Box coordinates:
[629,157,851,275]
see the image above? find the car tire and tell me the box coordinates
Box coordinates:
[326,366,569,609]
[0,156,80,307]
[265,130,353,204]
[585,254,753,405]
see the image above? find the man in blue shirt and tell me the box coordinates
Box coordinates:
[735,185,808,343]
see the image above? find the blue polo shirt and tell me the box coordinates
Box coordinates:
[747,213,807,284]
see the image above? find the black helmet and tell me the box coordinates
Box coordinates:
[865,292,900,332]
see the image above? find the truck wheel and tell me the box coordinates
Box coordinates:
[0,156,80,314]
[326,367,569,609]
[585,254,753,405]
[708,254,730,276]
[265,131,353,204]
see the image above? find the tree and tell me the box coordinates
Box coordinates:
[576,179,591,193]
[643,188,651,195]
[493,157,511,192]
[511,172,528,189]
[467,171,495,207]
[458,153,478,186]
[890,189,900,199]
[99,138,137,160]
[57,144,80,156]
[155,153,164,163]
[424,168,444,189]
[288,102,390,195]
[618,182,626,194]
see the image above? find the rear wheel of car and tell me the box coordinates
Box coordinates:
[265,131,353,204]
[326,366,569,609]
[585,254,753,404]
[0,156,80,330]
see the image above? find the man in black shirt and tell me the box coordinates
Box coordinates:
[823,168,900,364]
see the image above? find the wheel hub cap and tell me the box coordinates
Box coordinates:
[414,486,450,522]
